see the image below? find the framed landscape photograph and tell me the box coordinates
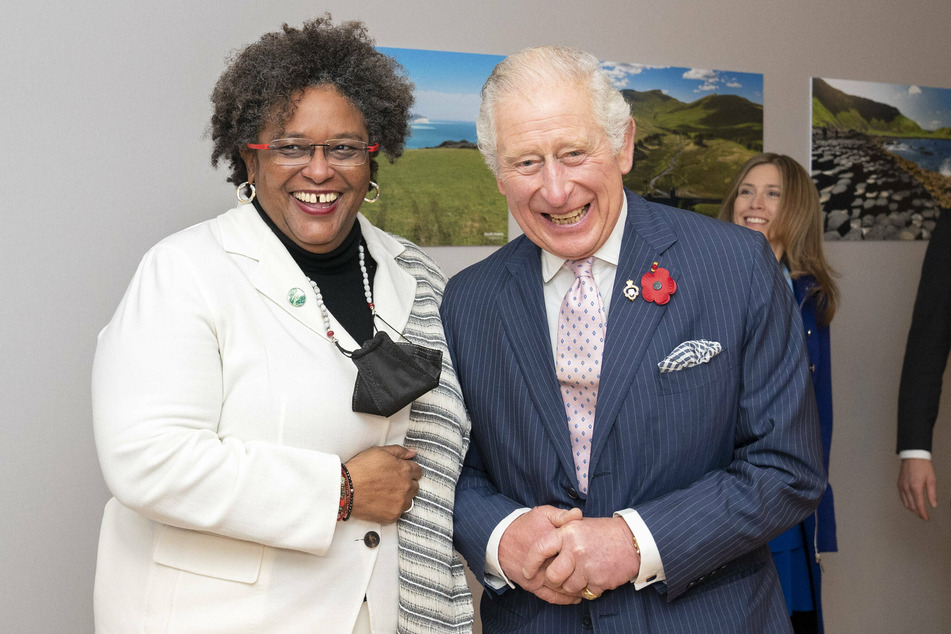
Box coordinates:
[811,77,951,240]
[369,47,507,246]
[601,62,764,217]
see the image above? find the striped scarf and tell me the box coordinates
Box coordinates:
[392,237,474,633]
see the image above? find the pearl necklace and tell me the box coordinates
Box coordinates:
[307,244,374,345]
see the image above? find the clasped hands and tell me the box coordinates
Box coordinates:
[498,505,641,605]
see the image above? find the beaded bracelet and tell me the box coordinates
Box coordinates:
[337,464,354,522]
[337,472,347,520]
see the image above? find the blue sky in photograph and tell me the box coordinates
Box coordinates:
[378,47,765,122]
[600,62,763,105]
[821,78,951,131]
[378,47,503,123]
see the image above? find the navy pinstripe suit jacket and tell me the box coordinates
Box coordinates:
[442,191,826,633]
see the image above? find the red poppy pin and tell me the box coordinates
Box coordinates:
[640,261,677,305]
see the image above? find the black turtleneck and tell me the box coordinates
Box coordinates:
[253,200,377,345]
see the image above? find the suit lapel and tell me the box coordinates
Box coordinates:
[497,238,578,480]
[591,193,678,467]
[218,205,328,338]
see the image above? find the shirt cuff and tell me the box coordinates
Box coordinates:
[484,508,531,590]
[899,450,932,460]
[614,508,665,589]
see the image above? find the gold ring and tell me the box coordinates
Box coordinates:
[581,587,600,601]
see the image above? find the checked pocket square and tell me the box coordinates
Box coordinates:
[657,339,722,373]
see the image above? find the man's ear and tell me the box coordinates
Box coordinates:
[618,117,636,175]
[496,176,507,197]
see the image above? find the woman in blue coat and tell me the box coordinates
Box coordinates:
[720,153,839,634]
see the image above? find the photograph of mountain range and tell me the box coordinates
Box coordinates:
[603,62,764,217]
[812,77,951,240]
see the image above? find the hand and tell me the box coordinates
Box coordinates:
[523,516,640,598]
[499,505,583,605]
[898,458,938,521]
[345,445,422,524]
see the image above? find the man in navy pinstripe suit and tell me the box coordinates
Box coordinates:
[441,46,826,633]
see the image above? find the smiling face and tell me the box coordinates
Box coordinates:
[492,82,635,260]
[241,85,371,254]
[732,162,784,261]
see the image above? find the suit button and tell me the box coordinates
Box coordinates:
[363,531,380,548]
[810,364,816,373]
[581,614,593,629]
[566,486,579,499]
[807,329,813,336]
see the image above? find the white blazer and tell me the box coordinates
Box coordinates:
[93,204,429,633]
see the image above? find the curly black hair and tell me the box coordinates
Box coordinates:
[210,15,414,185]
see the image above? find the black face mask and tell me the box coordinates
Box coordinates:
[344,331,442,417]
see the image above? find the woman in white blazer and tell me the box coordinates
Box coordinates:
[92,17,472,633]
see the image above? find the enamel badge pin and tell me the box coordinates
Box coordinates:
[623,280,640,301]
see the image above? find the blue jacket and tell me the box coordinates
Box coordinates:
[769,274,837,631]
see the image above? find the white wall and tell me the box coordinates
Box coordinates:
[1,1,949,631]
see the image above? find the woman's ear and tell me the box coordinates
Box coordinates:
[240,149,257,184]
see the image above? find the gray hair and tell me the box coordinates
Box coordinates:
[476,46,632,177]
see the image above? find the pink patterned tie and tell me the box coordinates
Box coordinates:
[556,257,606,494]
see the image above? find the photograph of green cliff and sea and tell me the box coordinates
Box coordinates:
[812,77,951,240]
[368,47,507,247]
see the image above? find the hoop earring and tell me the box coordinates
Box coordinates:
[364,181,381,204]
[236,181,256,204]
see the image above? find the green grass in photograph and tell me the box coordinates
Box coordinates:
[366,147,509,246]
[671,139,755,198]
[626,135,755,203]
